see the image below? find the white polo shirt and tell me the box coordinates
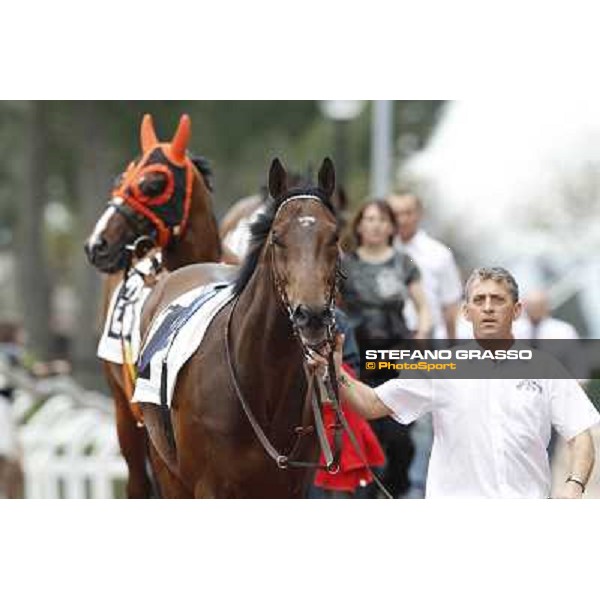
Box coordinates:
[376,362,600,498]
[394,230,462,339]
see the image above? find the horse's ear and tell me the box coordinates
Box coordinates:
[268,158,288,199]
[318,157,336,198]
[171,114,191,163]
[141,114,158,153]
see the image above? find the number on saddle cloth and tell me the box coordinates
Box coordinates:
[107,273,146,341]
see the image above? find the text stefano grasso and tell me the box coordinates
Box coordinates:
[364,348,533,361]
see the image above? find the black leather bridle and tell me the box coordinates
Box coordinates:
[224,194,343,472]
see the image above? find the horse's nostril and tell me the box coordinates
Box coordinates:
[84,237,109,262]
[293,305,311,328]
[91,238,109,258]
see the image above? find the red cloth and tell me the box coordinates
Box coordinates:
[313,365,385,492]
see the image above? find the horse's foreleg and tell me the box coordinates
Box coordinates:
[147,441,193,498]
[105,366,153,499]
[114,396,153,498]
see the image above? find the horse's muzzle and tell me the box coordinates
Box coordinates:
[84,238,126,273]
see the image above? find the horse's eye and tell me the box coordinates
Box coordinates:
[139,172,168,197]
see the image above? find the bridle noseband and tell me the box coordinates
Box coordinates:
[108,199,157,246]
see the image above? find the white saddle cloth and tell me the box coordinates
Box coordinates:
[132,282,234,408]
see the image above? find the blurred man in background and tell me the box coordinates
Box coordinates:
[514,289,584,382]
[514,290,580,340]
[388,192,462,340]
[387,191,463,498]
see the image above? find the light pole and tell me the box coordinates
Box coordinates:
[319,101,365,187]
[370,100,394,197]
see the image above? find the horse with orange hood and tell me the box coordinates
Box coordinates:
[85,113,236,497]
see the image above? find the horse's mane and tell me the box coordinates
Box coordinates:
[233,186,335,296]
[190,155,214,192]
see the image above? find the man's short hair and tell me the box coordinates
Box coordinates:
[465,267,519,303]
[389,190,423,212]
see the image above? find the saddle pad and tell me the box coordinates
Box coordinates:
[132,282,234,408]
[97,271,152,364]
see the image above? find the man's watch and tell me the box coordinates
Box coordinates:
[566,476,586,493]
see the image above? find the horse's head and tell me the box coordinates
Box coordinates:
[84,114,197,273]
[267,157,340,351]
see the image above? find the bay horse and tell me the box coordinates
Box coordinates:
[84,114,229,498]
[138,157,341,498]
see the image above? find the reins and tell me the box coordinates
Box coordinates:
[224,283,393,498]
[223,288,341,472]
[269,245,344,471]
[321,358,394,499]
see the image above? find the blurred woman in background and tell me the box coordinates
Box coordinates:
[340,199,431,497]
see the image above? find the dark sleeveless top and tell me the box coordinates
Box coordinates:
[340,249,420,346]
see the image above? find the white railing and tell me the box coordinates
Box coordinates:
[1,361,127,499]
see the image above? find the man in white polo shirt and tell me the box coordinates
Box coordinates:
[313,267,599,498]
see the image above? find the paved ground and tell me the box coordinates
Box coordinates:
[551,424,600,498]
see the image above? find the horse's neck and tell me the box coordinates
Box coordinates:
[163,183,221,271]
[231,262,304,415]
[232,264,296,358]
